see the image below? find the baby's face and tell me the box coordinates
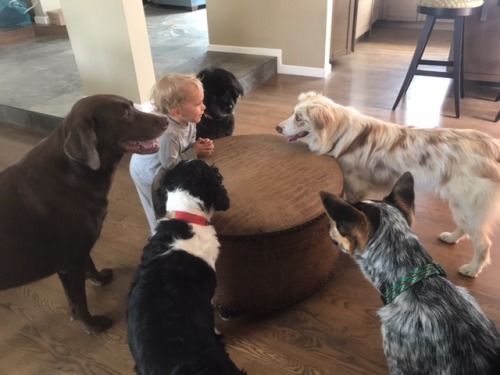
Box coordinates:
[179,85,205,124]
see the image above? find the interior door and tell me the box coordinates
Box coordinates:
[330,0,357,61]
[463,0,500,82]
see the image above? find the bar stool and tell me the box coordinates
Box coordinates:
[392,0,483,118]
[496,92,500,122]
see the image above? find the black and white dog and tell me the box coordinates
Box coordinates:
[320,172,500,375]
[196,67,244,140]
[127,159,246,375]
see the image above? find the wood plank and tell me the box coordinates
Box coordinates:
[0,26,499,374]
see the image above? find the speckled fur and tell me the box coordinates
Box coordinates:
[277,91,500,277]
[320,173,500,375]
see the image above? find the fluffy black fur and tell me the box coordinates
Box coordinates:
[154,159,229,218]
[127,160,245,375]
[196,68,244,140]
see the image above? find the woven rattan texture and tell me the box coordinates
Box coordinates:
[202,134,344,315]
[205,134,343,235]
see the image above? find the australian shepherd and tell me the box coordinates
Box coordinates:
[320,172,500,375]
[276,91,500,278]
[126,159,246,375]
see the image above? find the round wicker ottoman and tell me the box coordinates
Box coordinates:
[201,134,343,318]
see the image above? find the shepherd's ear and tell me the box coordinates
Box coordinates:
[383,172,415,226]
[308,103,336,131]
[319,191,372,252]
[63,119,100,170]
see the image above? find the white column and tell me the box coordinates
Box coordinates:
[60,0,156,107]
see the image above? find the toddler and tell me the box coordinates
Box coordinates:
[130,73,214,234]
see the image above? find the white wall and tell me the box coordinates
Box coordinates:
[206,0,333,78]
[32,0,62,24]
[60,0,156,106]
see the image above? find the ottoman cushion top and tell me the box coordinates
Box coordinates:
[202,134,343,236]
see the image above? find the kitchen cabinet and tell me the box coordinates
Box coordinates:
[355,0,384,39]
[372,0,384,22]
[331,0,386,60]
[464,0,500,83]
[383,0,420,21]
[330,0,357,60]
[356,0,374,39]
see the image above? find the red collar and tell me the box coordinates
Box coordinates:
[170,211,208,226]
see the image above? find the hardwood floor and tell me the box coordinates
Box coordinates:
[0,26,499,375]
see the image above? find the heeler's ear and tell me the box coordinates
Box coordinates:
[384,171,415,226]
[319,191,372,253]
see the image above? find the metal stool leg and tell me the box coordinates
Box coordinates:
[459,16,466,99]
[496,93,500,123]
[392,15,437,111]
[452,16,464,118]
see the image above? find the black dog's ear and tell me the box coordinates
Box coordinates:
[153,161,191,219]
[176,161,230,212]
[153,167,169,218]
[231,77,244,97]
[196,68,208,81]
[157,160,230,214]
[383,171,415,226]
[205,164,230,212]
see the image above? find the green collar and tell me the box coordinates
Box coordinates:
[382,263,447,305]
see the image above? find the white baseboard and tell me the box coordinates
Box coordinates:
[208,44,331,78]
[208,44,282,65]
[34,16,49,25]
[279,64,331,78]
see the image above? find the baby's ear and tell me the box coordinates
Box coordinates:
[169,105,182,117]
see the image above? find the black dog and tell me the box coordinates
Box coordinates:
[196,68,244,140]
[127,160,246,375]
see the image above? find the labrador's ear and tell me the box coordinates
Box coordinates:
[63,119,100,170]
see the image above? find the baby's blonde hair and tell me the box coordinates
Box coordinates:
[151,73,203,115]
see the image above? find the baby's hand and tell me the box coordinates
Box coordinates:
[194,138,214,156]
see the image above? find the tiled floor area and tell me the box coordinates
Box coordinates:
[0,4,276,131]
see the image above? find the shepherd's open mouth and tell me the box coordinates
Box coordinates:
[286,131,309,142]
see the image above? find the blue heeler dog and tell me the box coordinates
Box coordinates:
[320,172,500,375]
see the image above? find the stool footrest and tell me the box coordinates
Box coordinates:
[419,59,454,67]
[415,70,453,78]
[393,8,469,118]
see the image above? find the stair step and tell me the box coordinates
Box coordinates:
[0,25,35,45]
[171,51,277,94]
[0,51,276,133]
[34,24,68,38]
[0,7,277,133]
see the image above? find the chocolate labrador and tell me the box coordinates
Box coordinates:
[0,94,168,334]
